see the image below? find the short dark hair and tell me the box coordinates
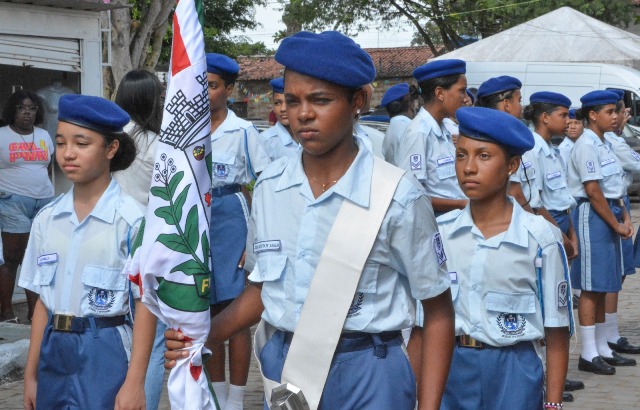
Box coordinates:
[386,95,410,118]
[522,102,560,126]
[103,131,137,172]
[219,71,239,87]
[575,104,608,123]
[418,74,463,104]
[475,89,518,109]
[2,90,44,125]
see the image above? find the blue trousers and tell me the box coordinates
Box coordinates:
[36,322,129,409]
[441,341,543,410]
[260,330,416,410]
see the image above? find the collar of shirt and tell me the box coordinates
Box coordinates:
[532,132,553,157]
[390,115,411,126]
[275,122,296,146]
[445,198,529,248]
[50,178,119,224]
[274,136,372,207]
[582,128,610,149]
[212,109,254,141]
[416,107,448,140]
[604,131,625,145]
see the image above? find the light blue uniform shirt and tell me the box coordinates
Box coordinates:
[568,129,625,199]
[558,137,574,174]
[260,122,301,162]
[382,115,412,164]
[19,179,143,317]
[396,107,466,200]
[509,148,542,209]
[531,132,575,211]
[605,131,640,192]
[355,123,385,158]
[437,200,571,346]
[248,137,451,333]
[211,110,270,188]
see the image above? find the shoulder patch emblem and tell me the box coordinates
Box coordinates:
[586,161,595,173]
[433,232,447,266]
[557,280,569,308]
[410,154,422,170]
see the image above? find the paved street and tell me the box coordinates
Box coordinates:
[3,206,640,409]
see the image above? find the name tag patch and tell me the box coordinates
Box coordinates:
[37,253,58,266]
[522,161,532,169]
[449,271,457,283]
[437,156,454,166]
[601,158,616,167]
[253,240,282,254]
[557,280,569,308]
[586,161,595,173]
[546,171,561,180]
[433,232,447,266]
[410,154,422,170]
[632,151,640,161]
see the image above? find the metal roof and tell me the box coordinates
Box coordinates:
[0,0,129,11]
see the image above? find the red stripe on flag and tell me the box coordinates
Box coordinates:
[171,10,191,77]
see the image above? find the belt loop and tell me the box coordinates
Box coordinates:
[371,334,387,358]
[47,311,53,326]
[87,316,99,338]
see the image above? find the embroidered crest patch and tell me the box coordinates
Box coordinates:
[586,161,595,173]
[433,232,447,266]
[410,154,422,170]
[88,288,115,313]
[496,313,527,337]
[213,163,230,180]
[347,292,364,317]
[557,280,569,308]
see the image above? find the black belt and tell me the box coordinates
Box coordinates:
[50,314,126,333]
[576,197,623,207]
[211,184,241,197]
[283,330,402,357]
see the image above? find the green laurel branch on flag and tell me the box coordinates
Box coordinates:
[151,165,211,309]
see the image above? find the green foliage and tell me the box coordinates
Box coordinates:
[204,34,274,58]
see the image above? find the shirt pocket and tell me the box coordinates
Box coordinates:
[256,253,288,325]
[345,263,378,330]
[211,151,239,183]
[485,290,537,338]
[81,265,127,316]
[544,171,567,191]
[601,161,621,177]
[435,164,456,181]
[33,262,58,286]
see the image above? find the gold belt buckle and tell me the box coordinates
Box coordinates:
[53,314,74,332]
[459,334,484,348]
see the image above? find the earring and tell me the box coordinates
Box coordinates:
[356,109,361,114]
[508,171,512,176]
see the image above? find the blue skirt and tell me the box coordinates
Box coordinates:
[210,191,249,304]
[571,200,623,292]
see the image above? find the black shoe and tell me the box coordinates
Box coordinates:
[572,294,579,309]
[602,351,637,366]
[563,392,574,402]
[564,378,585,391]
[608,337,640,354]
[578,356,615,375]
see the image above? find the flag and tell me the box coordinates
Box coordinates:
[123,0,216,408]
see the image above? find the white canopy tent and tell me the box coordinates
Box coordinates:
[433,7,640,70]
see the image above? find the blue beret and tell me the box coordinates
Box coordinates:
[275,31,375,88]
[609,89,624,100]
[413,59,466,83]
[466,89,475,105]
[568,109,577,119]
[381,83,410,107]
[580,90,619,108]
[529,91,571,108]
[58,94,129,134]
[270,77,284,94]
[456,107,534,156]
[476,76,522,98]
[206,53,239,75]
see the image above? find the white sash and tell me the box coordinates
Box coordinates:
[254,157,405,409]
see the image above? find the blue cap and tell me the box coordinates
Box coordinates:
[413,59,466,83]
[609,89,624,101]
[476,76,522,98]
[58,94,130,134]
[275,31,375,88]
[568,109,577,119]
[466,89,475,105]
[206,53,239,75]
[580,90,619,108]
[456,107,534,155]
[529,91,572,108]
[270,77,284,94]
[381,83,410,107]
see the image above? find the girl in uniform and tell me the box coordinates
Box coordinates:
[20,95,156,410]
[558,109,583,170]
[439,106,571,410]
[568,90,634,375]
[205,52,271,410]
[166,30,456,410]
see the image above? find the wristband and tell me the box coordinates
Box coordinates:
[544,403,563,409]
